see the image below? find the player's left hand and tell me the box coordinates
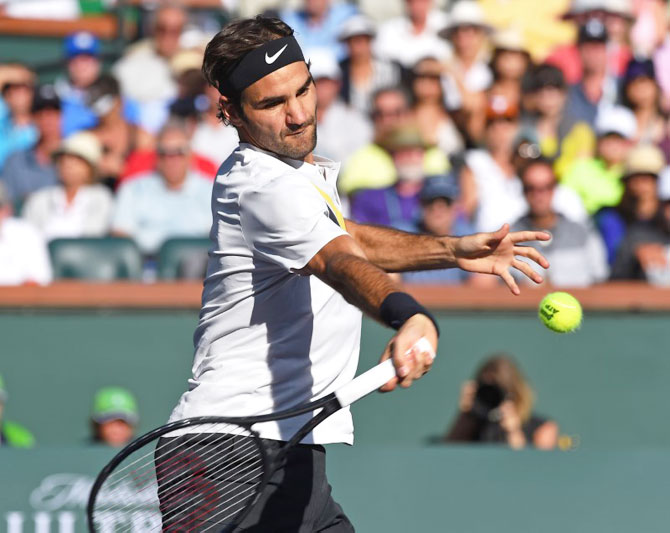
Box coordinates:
[453,224,551,295]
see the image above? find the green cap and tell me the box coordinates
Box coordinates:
[0,374,7,403]
[92,387,138,425]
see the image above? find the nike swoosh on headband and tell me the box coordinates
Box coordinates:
[265,44,288,65]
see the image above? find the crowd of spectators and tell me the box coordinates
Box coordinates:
[1,0,670,287]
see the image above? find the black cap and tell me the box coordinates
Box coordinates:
[32,84,61,112]
[578,18,608,44]
[420,174,459,203]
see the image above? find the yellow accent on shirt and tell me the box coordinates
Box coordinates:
[312,184,347,230]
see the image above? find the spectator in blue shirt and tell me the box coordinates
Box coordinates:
[111,120,213,256]
[0,65,38,170]
[56,31,103,136]
[280,0,358,61]
[1,84,61,206]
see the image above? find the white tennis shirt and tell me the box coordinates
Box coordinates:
[169,143,362,444]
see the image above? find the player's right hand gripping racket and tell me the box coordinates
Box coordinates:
[87,338,435,532]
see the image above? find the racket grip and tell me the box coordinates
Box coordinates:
[335,337,435,407]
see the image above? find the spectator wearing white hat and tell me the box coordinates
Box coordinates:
[562,105,636,214]
[602,145,670,276]
[310,49,373,166]
[22,131,113,241]
[374,0,451,69]
[338,14,402,115]
[439,1,494,114]
[0,182,52,286]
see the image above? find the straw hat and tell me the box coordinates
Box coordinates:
[623,144,666,178]
[53,131,102,168]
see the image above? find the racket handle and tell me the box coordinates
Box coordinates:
[335,337,435,407]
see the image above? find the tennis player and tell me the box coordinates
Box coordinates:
[165,16,550,532]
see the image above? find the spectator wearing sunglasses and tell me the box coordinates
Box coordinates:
[0,64,37,170]
[511,157,608,287]
[111,120,212,255]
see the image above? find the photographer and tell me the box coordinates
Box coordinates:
[444,354,558,449]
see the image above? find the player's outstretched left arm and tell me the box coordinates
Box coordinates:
[346,220,550,295]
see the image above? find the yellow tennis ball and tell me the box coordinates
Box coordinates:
[538,292,582,333]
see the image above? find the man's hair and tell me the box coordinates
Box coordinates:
[157,117,190,146]
[518,156,555,183]
[202,16,294,123]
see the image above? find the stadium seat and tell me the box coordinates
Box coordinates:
[158,237,211,280]
[48,237,143,281]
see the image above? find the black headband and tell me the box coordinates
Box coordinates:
[224,35,305,97]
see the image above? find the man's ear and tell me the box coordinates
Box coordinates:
[219,95,244,127]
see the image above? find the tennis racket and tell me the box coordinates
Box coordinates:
[87,337,435,532]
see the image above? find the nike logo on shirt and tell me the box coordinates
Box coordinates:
[265,44,288,64]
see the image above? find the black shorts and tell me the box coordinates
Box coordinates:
[155,434,354,532]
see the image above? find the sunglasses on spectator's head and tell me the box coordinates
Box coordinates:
[157,146,189,157]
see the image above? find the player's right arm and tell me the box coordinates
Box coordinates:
[298,234,438,391]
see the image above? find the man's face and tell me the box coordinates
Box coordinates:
[228,62,317,161]
[422,197,453,235]
[598,134,631,166]
[154,7,185,58]
[157,129,191,187]
[452,25,486,59]
[579,41,607,75]
[34,108,61,139]
[372,91,409,139]
[626,173,658,201]
[57,154,93,187]
[98,419,134,447]
[68,54,100,89]
[305,0,330,19]
[535,86,566,117]
[346,34,372,60]
[3,81,34,116]
[392,146,425,182]
[485,117,518,153]
[522,163,556,219]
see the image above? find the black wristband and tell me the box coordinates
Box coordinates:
[379,292,440,337]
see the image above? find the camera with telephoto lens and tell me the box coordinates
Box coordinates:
[470,382,506,421]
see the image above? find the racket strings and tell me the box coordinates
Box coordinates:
[157,436,263,525]
[92,422,266,532]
